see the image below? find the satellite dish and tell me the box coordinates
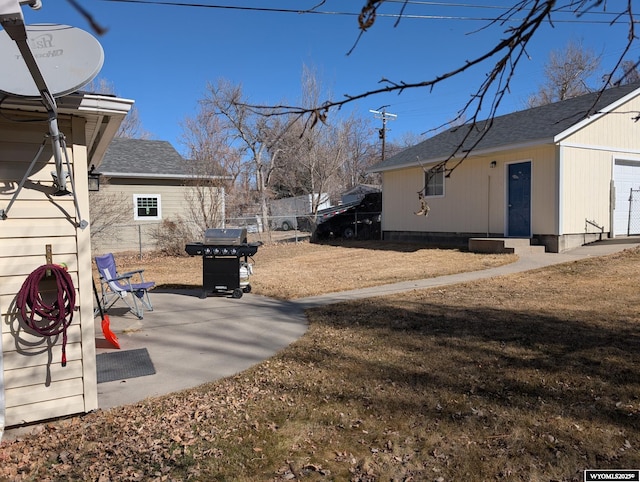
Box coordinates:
[0,23,104,98]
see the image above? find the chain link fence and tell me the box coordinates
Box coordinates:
[91,222,163,257]
[91,216,314,257]
[91,210,382,257]
[628,188,640,235]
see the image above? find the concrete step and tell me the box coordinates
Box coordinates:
[468,238,546,255]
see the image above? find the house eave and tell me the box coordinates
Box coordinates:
[0,92,133,117]
[99,172,231,181]
[369,137,555,173]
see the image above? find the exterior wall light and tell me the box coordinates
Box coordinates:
[88,164,100,192]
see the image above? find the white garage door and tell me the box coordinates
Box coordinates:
[614,160,640,236]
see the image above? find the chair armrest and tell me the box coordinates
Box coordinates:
[121,269,147,283]
[105,273,135,282]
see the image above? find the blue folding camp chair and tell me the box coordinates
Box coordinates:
[95,253,155,319]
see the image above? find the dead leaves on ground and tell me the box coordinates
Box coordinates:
[0,379,260,481]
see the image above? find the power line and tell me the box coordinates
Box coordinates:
[99,0,639,25]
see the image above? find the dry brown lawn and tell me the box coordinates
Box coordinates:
[111,240,517,299]
[2,240,640,482]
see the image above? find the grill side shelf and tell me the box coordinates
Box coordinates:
[185,243,204,256]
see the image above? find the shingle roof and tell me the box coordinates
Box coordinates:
[371,82,640,172]
[96,138,189,178]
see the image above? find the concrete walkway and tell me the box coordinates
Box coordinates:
[93,237,640,410]
[95,292,308,410]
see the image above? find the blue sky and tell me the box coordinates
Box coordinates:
[17,1,640,155]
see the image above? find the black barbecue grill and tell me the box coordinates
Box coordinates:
[185,228,260,298]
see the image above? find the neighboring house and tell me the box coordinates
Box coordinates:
[369,82,640,253]
[91,138,227,254]
[0,92,132,430]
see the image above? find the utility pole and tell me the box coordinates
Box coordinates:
[370,107,397,161]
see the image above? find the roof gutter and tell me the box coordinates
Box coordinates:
[98,172,232,181]
[0,92,133,116]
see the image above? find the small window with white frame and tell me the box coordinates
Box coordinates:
[133,194,161,220]
[424,166,445,197]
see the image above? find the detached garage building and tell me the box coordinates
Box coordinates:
[370,82,640,252]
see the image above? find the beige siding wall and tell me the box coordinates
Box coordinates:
[562,96,640,150]
[382,145,558,236]
[0,115,97,427]
[529,146,559,235]
[92,181,183,254]
[91,182,223,254]
[559,145,613,235]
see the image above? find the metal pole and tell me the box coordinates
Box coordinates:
[487,175,491,237]
[369,108,397,162]
[628,188,633,236]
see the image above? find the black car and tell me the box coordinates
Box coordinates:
[314,193,382,240]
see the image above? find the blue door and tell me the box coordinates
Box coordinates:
[507,162,531,237]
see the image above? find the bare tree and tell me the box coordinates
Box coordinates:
[270,65,369,210]
[303,122,349,210]
[267,126,308,199]
[180,104,246,230]
[85,77,152,139]
[341,112,379,189]
[617,59,640,85]
[200,79,296,231]
[116,106,153,140]
[526,39,601,107]
[181,109,241,184]
[88,177,126,248]
[288,65,339,206]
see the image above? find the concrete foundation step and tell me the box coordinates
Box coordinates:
[468,237,546,255]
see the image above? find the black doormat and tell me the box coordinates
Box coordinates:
[97,348,156,384]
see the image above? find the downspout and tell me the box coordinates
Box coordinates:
[557,145,564,243]
[487,173,491,237]
[488,160,497,236]
[610,178,616,238]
